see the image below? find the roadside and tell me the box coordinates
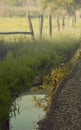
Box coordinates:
[38,56,81,130]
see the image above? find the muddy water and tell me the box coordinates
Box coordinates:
[10,93,47,130]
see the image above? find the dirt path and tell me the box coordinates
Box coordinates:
[38,58,81,130]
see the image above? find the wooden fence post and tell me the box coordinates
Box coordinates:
[28,15,34,39]
[40,15,43,38]
[57,15,60,31]
[62,16,65,30]
[49,15,52,37]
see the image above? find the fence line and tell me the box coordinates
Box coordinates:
[0,15,53,39]
[0,15,77,38]
[28,15,43,38]
[0,15,44,39]
[0,31,33,35]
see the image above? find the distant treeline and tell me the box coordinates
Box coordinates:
[0,0,40,17]
[0,6,41,17]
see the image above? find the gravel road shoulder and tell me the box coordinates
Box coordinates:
[38,58,81,130]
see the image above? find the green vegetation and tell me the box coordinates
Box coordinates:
[0,0,81,129]
[0,36,79,94]
[0,35,80,129]
[40,0,81,14]
[0,16,81,130]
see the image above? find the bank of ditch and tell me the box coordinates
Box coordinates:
[38,45,81,130]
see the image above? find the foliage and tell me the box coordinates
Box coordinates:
[0,0,40,17]
[40,0,81,15]
[0,0,37,7]
[0,0,81,16]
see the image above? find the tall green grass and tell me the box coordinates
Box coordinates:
[0,36,80,94]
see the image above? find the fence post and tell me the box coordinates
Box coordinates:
[57,15,60,31]
[62,16,65,30]
[40,15,43,38]
[28,15,34,39]
[49,15,52,37]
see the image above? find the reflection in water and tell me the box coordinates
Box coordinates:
[10,94,47,130]
[32,95,50,111]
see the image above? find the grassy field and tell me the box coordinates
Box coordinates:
[0,17,81,130]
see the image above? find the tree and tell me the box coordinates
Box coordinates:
[40,0,81,15]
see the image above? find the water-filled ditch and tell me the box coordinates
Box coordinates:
[10,90,49,130]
